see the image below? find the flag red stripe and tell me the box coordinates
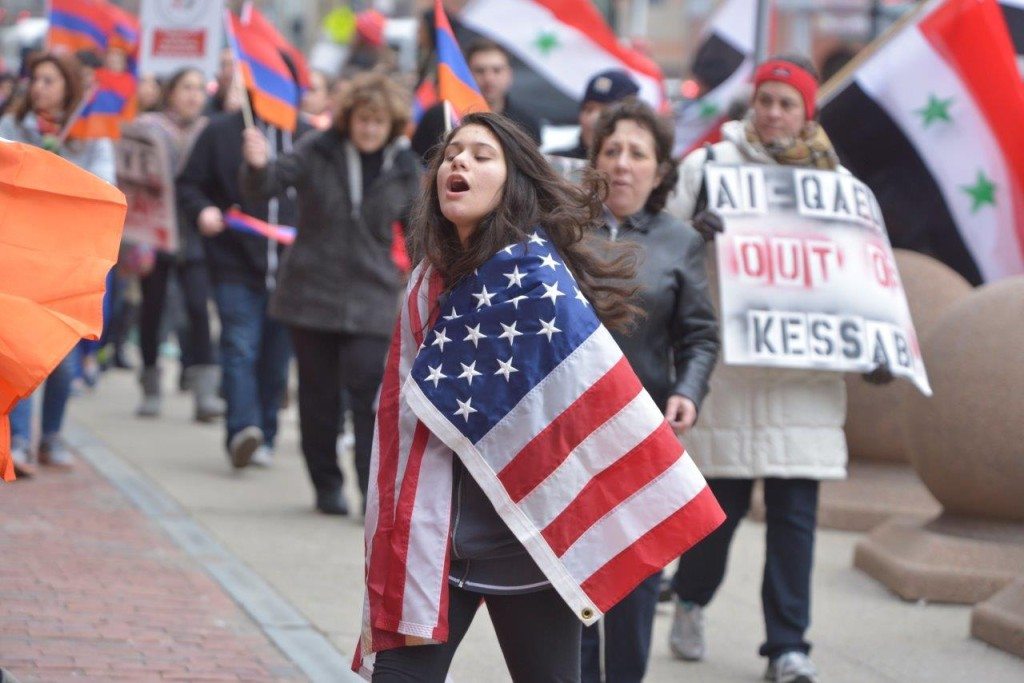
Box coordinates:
[581,485,725,612]
[497,356,641,502]
[920,0,1024,259]
[541,423,683,556]
[532,0,662,80]
[365,317,404,638]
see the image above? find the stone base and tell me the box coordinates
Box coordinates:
[854,515,1024,604]
[972,579,1024,659]
[748,460,941,532]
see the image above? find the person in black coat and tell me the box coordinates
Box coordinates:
[582,99,720,683]
[241,73,421,515]
[550,69,640,160]
[411,39,542,161]
[177,108,312,470]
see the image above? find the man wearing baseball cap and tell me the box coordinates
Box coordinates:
[550,68,640,160]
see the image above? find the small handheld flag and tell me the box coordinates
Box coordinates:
[224,10,299,132]
[225,208,296,245]
[434,0,488,121]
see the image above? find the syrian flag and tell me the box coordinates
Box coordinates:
[819,0,1024,285]
[999,0,1024,70]
[674,0,758,158]
[456,0,665,125]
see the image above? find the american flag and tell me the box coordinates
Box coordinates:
[356,230,724,676]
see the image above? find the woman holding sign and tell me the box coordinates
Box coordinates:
[665,56,865,683]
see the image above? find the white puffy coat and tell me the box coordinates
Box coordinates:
[669,120,848,480]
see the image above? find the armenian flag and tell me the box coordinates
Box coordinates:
[67,68,136,140]
[106,2,141,74]
[224,10,299,132]
[48,0,110,54]
[242,2,311,91]
[225,208,296,245]
[434,0,488,119]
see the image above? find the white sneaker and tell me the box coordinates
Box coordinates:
[668,599,706,661]
[11,441,36,478]
[251,445,274,468]
[765,652,818,683]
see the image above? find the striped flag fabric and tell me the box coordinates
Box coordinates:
[434,0,489,119]
[241,2,311,92]
[412,78,439,126]
[105,2,140,74]
[457,0,665,123]
[48,0,111,54]
[67,68,136,140]
[224,208,296,245]
[355,231,725,675]
[224,10,299,132]
[673,0,758,158]
[819,0,1024,284]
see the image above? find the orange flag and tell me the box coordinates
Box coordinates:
[0,139,127,481]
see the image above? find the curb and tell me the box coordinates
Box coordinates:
[64,422,362,683]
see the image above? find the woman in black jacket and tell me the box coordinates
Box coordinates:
[241,72,421,515]
[582,99,720,683]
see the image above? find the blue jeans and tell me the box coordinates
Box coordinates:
[581,571,661,683]
[9,349,78,446]
[672,478,820,660]
[212,282,291,448]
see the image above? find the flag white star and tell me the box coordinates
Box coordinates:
[494,356,519,381]
[432,327,452,352]
[498,321,523,345]
[540,281,565,304]
[454,397,478,422]
[472,285,496,308]
[539,253,560,270]
[574,287,590,306]
[501,244,516,255]
[529,232,547,246]
[508,295,528,310]
[538,317,561,342]
[459,361,483,385]
[503,266,526,288]
[424,364,447,387]
[442,306,460,321]
[463,323,488,348]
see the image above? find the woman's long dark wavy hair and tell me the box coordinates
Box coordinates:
[410,112,640,332]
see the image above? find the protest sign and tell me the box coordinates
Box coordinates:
[705,163,931,395]
[116,121,177,253]
[139,0,224,79]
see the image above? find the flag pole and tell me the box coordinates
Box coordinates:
[753,0,772,64]
[56,83,98,146]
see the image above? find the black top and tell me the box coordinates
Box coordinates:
[411,97,544,163]
[601,209,720,411]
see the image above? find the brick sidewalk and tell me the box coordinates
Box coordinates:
[0,459,304,682]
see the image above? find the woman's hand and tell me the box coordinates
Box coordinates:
[691,210,724,241]
[665,395,698,433]
[242,126,269,169]
[198,206,225,237]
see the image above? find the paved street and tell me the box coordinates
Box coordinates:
[3,364,1022,682]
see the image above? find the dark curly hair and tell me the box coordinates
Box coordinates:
[411,112,640,332]
[588,99,679,215]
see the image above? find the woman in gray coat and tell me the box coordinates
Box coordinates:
[582,99,720,683]
[241,72,421,515]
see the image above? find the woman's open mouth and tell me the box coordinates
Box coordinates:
[446,174,470,193]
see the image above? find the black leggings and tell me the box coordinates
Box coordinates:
[138,254,214,368]
[372,586,581,683]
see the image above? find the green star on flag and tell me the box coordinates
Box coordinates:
[916,94,954,127]
[534,30,559,56]
[698,100,720,120]
[962,171,996,212]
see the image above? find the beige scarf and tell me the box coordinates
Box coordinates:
[746,119,839,170]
